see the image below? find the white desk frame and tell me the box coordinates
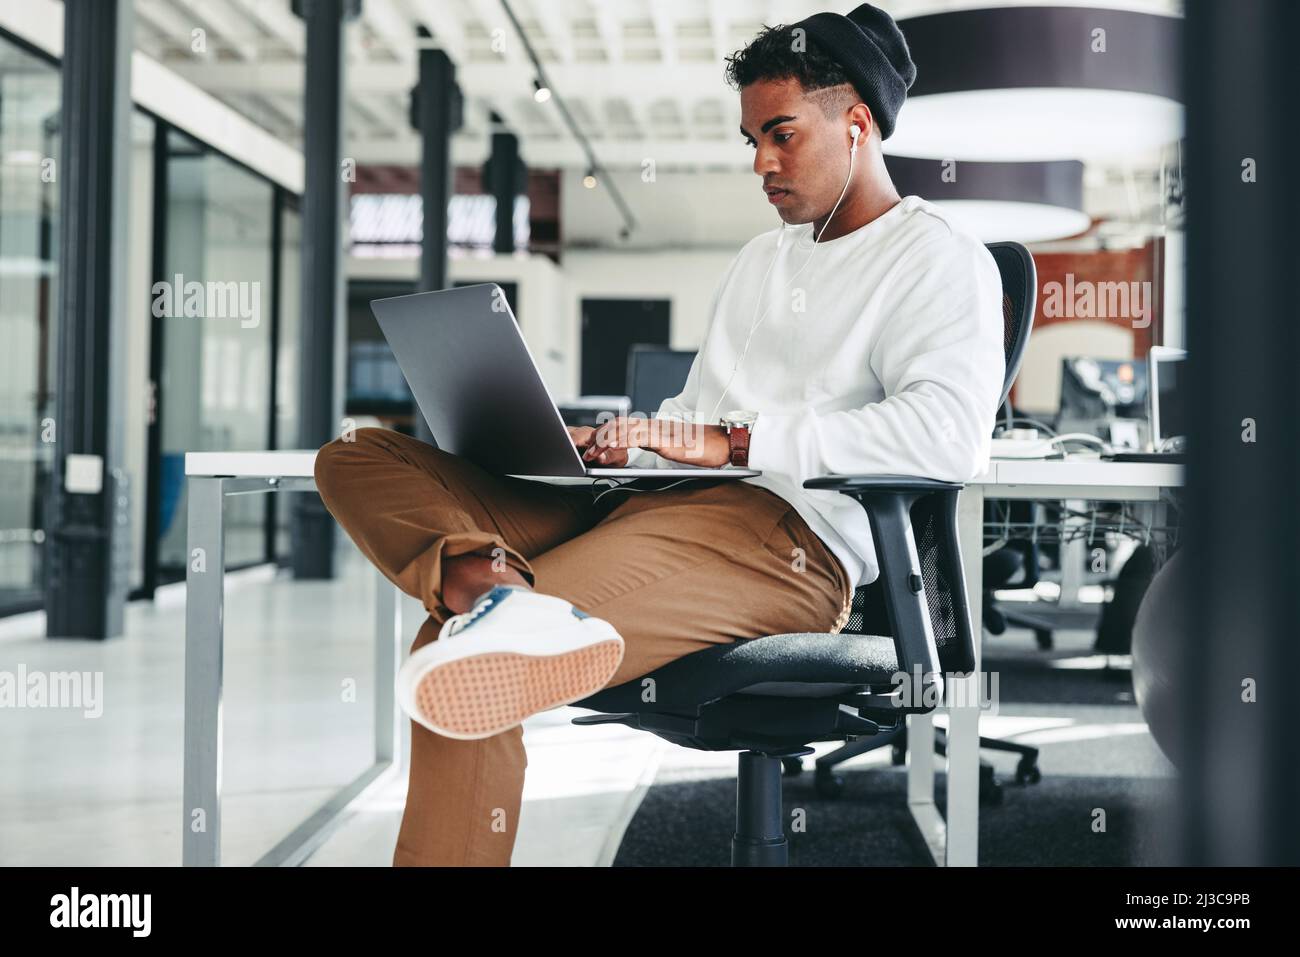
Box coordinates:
[181,451,409,867]
[181,451,1181,868]
[907,457,1184,866]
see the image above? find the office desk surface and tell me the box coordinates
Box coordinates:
[979,456,1184,488]
[186,449,319,478]
[184,449,742,485]
[187,449,1184,488]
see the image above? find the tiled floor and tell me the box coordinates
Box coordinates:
[0,550,663,867]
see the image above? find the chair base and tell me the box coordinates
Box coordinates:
[732,747,812,866]
[813,724,1042,800]
[570,693,901,864]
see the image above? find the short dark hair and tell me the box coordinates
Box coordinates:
[724,23,855,105]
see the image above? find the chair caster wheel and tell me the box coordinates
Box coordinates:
[890,743,906,766]
[781,756,805,777]
[814,767,844,799]
[979,765,1004,806]
[1015,758,1042,786]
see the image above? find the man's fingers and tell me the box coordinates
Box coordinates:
[591,415,649,450]
[582,443,628,466]
[568,425,595,449]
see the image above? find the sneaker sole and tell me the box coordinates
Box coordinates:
[410,639,625,740]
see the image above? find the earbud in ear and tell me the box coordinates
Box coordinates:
[849,123,862,146]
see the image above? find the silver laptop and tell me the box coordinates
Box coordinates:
[370,284,760,480]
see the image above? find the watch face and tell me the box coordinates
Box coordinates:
[726,410,757,428]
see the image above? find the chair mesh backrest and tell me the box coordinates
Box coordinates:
[842,496,962,669]
[841,242,1036,668]
[1002,294,1017,364]
[913,494,962,668]
[986,242,1037,409]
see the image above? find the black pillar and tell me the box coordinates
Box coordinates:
[483,124,525,256]
[291,0,360,579]
[410,45,462,446]
[1182,0,1300,865]
[45,0,134,639]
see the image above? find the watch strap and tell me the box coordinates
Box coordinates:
[727,424,751,467]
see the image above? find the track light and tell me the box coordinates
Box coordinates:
[500,0,634,238]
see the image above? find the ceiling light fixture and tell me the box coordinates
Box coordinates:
[884,157,1092,243]
[499,0,634,238]
[890,6,1183,162]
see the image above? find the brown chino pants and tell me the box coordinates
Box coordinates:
[313,427,853,866]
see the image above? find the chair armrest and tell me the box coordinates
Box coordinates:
[803,474,963,494]
[802,473,977,700]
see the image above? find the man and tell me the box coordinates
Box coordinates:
[314,2,1004,866]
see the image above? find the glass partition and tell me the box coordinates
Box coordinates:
[0,36,59,614]
[273,197,301,562]
[156,129,275,577]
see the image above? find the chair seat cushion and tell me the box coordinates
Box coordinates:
[573,631,900,715]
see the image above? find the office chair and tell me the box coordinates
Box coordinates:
[570,242,1036,865]
[811,242,1042,806]
[983,497,1056,651]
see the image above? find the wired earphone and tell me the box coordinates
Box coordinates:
[588,122,863,508]
[703,122,862,424]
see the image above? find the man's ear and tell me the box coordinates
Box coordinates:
[848,103,875,142]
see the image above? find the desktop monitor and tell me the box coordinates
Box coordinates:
[347,340,413,409]
[1058,356,1149,427]
[1148,346,1187,446]
[627,345,697,417]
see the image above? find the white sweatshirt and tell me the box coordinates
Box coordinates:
[627,194,1006,589]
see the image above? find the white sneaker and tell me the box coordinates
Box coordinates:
[397,585,625,740]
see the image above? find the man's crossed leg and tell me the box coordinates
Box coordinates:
[314,427,850,865]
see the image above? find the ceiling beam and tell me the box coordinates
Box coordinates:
[228,0,304,56]
[346,132,754,169]
[592,1,624,63]
[483,0,528,67]
[475,92,535,144]
[237,92,298,135]
[171,0,260,62]
[527,0,575,63]
[709,0,730,67]
[406,0,467,66]
[349,94,405,138]
[136,0,214,61]
[166,60,731,99]
[346,16,369,66]
[650,0,678,65]
[362,0,417,66]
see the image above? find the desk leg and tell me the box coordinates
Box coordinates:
[182,477,226,867]
[374,572,402,767]
[946,485,985,866]
[906,712,945,864]
[1058,500,1087,609]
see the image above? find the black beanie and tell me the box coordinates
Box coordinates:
[791,3,916,140]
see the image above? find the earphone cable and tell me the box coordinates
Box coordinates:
[706,138,859,423]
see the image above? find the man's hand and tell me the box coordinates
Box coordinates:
[569,416,731,468]
[567,425,631,467]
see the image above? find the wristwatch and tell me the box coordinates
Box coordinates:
[720,410,758,467]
